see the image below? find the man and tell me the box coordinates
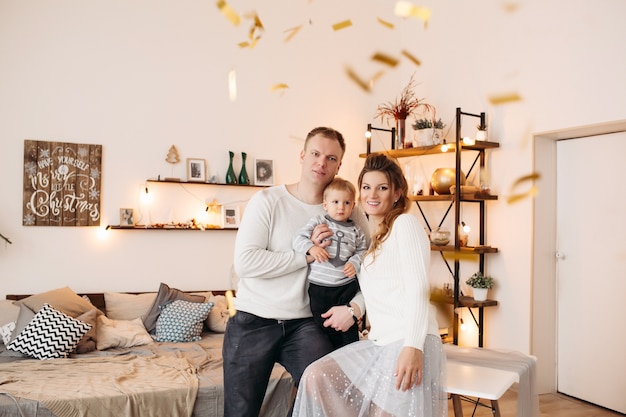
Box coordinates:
[223,127,368,417]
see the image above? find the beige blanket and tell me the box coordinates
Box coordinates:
[0,353,198,417]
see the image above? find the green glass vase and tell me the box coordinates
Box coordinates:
[225,151,237,184]
[238,152,250,185]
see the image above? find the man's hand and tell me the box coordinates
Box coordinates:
[311,224,333,249]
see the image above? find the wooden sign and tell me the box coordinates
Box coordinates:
[23,140,102,227]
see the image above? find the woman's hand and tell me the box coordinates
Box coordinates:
[311,224,333,249]
[394,347,423,391]
[321,304,360,332]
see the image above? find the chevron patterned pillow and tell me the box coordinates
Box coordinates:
[7,303,91,360]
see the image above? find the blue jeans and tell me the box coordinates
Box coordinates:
[222,311,333,417]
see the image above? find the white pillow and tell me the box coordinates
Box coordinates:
[104,292,157,320]
[7,303,91,360]
[96,315,153,350]
[0,321,16,345]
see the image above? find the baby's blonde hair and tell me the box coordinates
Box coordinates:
[323,177,356,201]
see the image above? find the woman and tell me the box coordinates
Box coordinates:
[293,153,446,417]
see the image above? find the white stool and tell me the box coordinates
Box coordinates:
[446,361,519,417]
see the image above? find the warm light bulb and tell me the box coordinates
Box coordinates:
[441,141,449,152]
[462,221,471,233]
[365,131,372,139]
[463,136,475,146]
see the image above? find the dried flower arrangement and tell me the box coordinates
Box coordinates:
[374,74,434,122]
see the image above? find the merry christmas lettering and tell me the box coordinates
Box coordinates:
[23,140,102,227]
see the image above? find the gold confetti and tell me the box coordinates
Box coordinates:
[506,172,540,204]
[394,1,431,27]
[238,41,249,48]
[377,17,395,29]
[270,83,289,93]
[216,0,240,26]
[332,20,352,31]
[284,25,302,42]
[372,52,399,67]
[345,67,371,92]
[401,49,422,66]
[503,2,520,12]
[488,92,522,105]
[225,290,237,317]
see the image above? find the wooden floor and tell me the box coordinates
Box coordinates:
[448,387,624,417]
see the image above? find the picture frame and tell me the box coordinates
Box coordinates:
[187,158,207,182]
[223,205,241,229]
[120,208,135,227]
[254,159,274,186]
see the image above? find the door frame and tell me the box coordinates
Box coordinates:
[531,119,626,393]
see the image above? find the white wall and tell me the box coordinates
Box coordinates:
[1,0,625,359]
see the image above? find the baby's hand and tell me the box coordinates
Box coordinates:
[343,263,356,277]
[309,246,329,263]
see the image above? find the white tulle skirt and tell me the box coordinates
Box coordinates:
[293,334,447,417]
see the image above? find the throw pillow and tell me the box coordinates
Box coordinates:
[142,283,205,334]
[154,300,213,343]
[205,295,229,333]
[17,287,103,318]
[74,309,98,354]
[7,303,91,360]
[104,292,157,320]
[0,300,20,327]
[1,322,15,346]
[96,315,153,350]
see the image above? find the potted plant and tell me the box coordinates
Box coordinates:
[465,271,494,301]
[375,74,434,149]
[412,117,445,147]
[476,124,488,141]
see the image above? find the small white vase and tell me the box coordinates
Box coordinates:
[413,128,434,147]
[476,130,488,141]
[472,287,488,301]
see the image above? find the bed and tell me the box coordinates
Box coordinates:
[0,286,294,417]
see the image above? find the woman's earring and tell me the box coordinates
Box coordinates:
[393,199,398,208]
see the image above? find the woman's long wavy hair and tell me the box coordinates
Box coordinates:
[358,153,410,260]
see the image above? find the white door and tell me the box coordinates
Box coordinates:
[556,132,626,414]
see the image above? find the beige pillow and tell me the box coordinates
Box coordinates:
[74,309,98,354]
[96,315,153,350]
[104,292,157,320]
[0,300,20,326]
[17,287,102,318]
[205,295,229,333]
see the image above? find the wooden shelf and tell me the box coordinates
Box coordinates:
[106,225,237,231]
[431,245,499,254]
[430,293,498,308]
[359,140,500,158]
[410,193,498,202]
[146,178,266,187]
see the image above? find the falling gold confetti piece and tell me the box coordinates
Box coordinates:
[401,49,422,66]
[488,92,522,105]
[372,52,399,67]
[217,0,241,26]
[225,290,237,317]
[284,25,302,42]
[394,1,431,27]
[270,83,289,92]
[506,172,540,204]
[503,2,520,12]
[332,20,352,31]
[345,67,371,92]
[377,17,395,29]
